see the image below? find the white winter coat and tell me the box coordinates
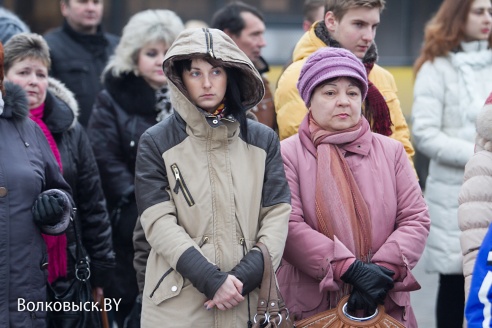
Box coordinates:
[412,40,492,274]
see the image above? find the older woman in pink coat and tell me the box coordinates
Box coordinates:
[277,47,430,328]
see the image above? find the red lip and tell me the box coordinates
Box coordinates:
[200,94,214,98]
[482,28,490,34]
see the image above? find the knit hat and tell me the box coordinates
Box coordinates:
[297,47,368,106]
[0,7,30,45]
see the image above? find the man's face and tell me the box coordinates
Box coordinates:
[325,7,380,59]
[61,0,103,34]
[228,12,266,62]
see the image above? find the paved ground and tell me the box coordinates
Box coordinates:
[411,257,439,327]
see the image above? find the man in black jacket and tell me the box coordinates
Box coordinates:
[44,0,119,127]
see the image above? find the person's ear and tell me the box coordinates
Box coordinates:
[302,20,312,32]
[325,11,338,33]
[60,1,68,16]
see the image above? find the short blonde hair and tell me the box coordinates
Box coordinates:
[4,33,51,74]
[104,9,184,77]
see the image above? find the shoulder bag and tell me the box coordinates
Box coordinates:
[47,215,103,328]
[252,243,294,328]
[294,295,405,328]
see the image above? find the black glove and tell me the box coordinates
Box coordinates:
[347,287,378,313]
[229,249,264,295]
[341,260,394,308]
[32,193,65,226]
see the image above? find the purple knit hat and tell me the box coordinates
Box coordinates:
[297,47,368,106]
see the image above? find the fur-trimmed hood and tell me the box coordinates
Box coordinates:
[476,92,492,152]
[1,81,29,119]
[44,77,79,133]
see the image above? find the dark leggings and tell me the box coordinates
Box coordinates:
[436,274,464,328]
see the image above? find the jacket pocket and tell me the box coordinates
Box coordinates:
[146,251,184,306]
[170,163,195,207]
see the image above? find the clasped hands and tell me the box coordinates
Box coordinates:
[341,259,395,315]
[204,274,244,311]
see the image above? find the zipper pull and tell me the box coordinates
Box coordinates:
[172,165,180,194]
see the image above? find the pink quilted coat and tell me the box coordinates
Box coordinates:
[277,116,430,327]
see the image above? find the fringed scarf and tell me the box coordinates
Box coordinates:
[315,22,393,136]
[309,113,373,260]
[30,103,67,283]
[309,113,373,304]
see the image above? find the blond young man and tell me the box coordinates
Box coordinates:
[275,0,414,164]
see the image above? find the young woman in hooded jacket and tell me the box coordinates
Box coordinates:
[4,33,114,310]
[134,28,291,328]
[0,42,73,328]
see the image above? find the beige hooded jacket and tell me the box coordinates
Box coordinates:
[134,28,291,328]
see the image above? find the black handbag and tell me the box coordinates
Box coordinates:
[47,215,102,328]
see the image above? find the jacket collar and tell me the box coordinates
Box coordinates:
[103,72,157,116]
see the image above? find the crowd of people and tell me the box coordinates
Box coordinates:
[0,0,491,327]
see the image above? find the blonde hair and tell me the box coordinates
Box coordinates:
[104,9,184,77]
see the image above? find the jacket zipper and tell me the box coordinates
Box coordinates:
[202,28,214,58]
[171,163,195,207]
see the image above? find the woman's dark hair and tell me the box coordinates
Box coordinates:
[174,55,249,142]
[224,67,248,142]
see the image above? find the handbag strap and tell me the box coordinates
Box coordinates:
[256,242,282,325]
[71,209,91,282]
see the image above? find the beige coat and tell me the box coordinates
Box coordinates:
[459,95,492,300]
[134,28,291,328]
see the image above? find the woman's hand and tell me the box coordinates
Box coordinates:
[204,275,244,310]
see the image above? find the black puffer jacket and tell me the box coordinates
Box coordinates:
[44,78,115,288]
[87,72,162,302]
[0,82,72,327]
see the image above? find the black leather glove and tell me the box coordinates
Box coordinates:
[347,287,378,313]
[32,193,65,226]
[341,260,394,308]
[229,249,264,296]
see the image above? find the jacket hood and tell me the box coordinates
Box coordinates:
[476,94,492,152]
[2,82,29,119]
[44,77,78,133]
[162,28,264,128]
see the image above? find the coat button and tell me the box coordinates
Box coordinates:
[171,286,177,292]
[0,187,7,197]
[212,119,218,124]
